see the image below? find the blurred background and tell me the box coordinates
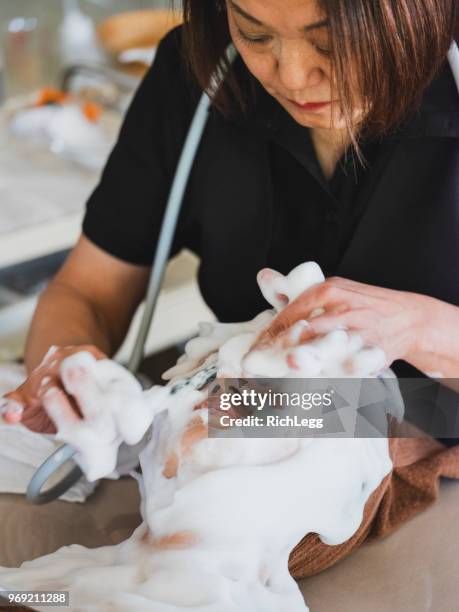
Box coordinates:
[0,0,213,379]
[0,0,171,96]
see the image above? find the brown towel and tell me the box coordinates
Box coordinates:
[288,425,459,579]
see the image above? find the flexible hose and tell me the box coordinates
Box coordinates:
[127,43,237,374]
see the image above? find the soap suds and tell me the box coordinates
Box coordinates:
[0,262,403,611]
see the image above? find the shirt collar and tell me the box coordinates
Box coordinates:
[239,78,380,194]
[387,58,459,140]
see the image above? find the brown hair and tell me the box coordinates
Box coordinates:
[180,0,457,161]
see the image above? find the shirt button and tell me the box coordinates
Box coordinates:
[325,210,338,223]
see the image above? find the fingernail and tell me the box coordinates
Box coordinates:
[252,336,272,351]
[288,320,310,343]
[43,387,59,399]
[47,345,58,355]
[251,343,264,353]
[40,376,52,387]
[309,307,325,319]
[2,400,24,416]
[286,353,299,370]
[40,345,58,366]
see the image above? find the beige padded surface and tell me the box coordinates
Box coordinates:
[1,478,458,610]
[0,478,141,568]
[299,479,459,611]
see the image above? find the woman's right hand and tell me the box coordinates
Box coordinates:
[1,345,107,434]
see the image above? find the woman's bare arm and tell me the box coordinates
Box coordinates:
[24,235,150,372]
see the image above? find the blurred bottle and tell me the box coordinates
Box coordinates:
[60,0,104,66]
[0,48,5,105]
[4,16,44,97]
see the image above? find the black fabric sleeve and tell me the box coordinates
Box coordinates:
[82,26,198,266]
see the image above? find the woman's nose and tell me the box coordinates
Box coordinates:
[277,44,324,92]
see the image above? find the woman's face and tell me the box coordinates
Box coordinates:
[226,0,361,132]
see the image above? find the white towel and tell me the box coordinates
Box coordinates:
[0,363,97,503]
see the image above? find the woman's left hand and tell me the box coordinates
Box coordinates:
[248,276,432,369]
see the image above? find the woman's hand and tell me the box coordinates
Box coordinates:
[1,345,107,434]
[247,276,431,370]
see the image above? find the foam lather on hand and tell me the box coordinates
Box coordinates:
[164,261,386,381]
[41,354,171,481]
[0,262,401,611]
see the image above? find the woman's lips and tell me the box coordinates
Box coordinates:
[288,100,331,111]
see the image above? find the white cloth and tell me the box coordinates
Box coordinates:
[0,363,96,503]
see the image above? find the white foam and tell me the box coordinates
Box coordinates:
[0,262,403,611]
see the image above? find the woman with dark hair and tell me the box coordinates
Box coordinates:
[3,1,459,435]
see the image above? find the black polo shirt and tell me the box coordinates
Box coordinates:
[83,26,459,385]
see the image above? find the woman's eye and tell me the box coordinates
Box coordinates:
[315,45,331,56]
[310,38,331,56]
[236,27,272,46]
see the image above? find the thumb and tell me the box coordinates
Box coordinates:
[1,391,25,424]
